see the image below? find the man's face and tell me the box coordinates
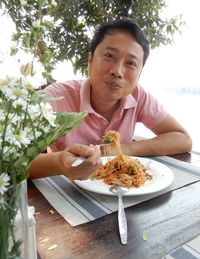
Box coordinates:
[88,29,144,104]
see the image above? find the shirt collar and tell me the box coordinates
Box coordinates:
[80,78,94,112]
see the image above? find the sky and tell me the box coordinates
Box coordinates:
[139,0,200,91]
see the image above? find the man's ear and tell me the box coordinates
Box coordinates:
[88,52,92,65]
[87,52,93,76]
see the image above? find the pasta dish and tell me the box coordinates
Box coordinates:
[94,154,152,187]
[93,130,152,188]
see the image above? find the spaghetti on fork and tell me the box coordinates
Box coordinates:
[102,130,121,156]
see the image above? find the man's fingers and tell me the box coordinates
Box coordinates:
[67,144,95,157]
[71,157,102,180]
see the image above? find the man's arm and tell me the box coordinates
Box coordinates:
[28,144,101,180]
[121,114,192,156]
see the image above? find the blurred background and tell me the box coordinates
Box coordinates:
[1,0,199,151]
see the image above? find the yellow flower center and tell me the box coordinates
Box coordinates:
[13,88,23,97]
[0,179,4,187]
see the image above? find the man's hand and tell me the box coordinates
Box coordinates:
[58,144,102,180]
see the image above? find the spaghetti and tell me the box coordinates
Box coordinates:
[93,130,152,188]
[102,130,121,156]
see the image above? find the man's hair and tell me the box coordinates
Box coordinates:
[90,18,150,66]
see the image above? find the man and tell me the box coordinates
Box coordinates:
[29,18,192,179]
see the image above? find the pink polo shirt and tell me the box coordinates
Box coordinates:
[45,79,167,151]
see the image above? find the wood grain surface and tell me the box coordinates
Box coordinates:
[28,152,200,259]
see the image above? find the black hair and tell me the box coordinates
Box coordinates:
[90,18,150,66]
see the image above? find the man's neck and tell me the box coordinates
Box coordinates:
[91,98,120,121]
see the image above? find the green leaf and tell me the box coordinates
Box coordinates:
[37,139,49,150]
[14,156,30,169]
[56,112,87,132]
[26,146,40,158]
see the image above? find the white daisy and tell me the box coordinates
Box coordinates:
[23,81,38,91]
[51,0,57,7]
[40,102,57,127]
[0,76,19,89]
[0,196,5,206]
[32,19,41,28]
[20,0,27,6]
[0,110,5,121]
[13,128,32,148]
[0,173,10,195]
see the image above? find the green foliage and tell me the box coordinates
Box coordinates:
[0,0,184,80]
[13,111,87,181]
[0,72,87,258]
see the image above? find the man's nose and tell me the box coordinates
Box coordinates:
[110,61,124,78]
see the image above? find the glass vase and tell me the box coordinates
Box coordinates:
[18,180,30,259]
[0,180,30,259]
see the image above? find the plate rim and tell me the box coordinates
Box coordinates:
[74,156,174,196]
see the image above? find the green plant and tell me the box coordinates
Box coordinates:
[0,1,88,257]
[0,70,87,258]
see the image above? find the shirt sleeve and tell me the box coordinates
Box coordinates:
[44,81,81,112]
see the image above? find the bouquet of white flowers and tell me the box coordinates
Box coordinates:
[0,70,87,258]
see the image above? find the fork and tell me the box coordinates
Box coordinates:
[71,143,115,167]
[110,185,128,244]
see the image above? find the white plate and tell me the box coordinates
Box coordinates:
[74,156,174,196]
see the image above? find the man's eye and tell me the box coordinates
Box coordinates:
[127,61,137,68]
[104,53,114,59]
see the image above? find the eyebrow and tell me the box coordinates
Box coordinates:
[104,46,140,61]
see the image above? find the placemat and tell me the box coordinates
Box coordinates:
[163,234,200,259]
[32,155,200,226]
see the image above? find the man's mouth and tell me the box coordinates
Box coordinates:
[105,80,122,88]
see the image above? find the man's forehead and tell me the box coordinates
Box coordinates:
[97,32,144,59]
[101,29,139,47]
[105,28,132,36]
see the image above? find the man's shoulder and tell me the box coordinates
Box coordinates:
[132,84,147,98]
[45,79,85,96]
[47,79,84,90]
[132,84,160,107]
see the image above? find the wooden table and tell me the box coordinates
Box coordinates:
[28,151,200,259]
